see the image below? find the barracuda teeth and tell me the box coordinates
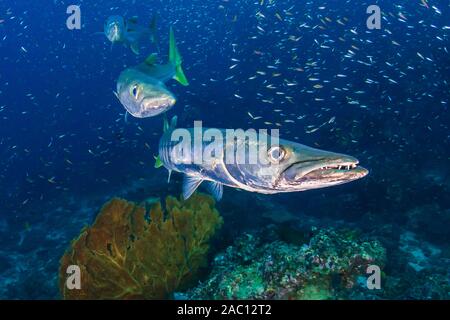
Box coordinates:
[322,163,357,171]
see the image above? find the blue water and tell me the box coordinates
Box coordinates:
[0,0,449,299]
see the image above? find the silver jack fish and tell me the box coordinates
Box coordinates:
[115,27,188,118]
[155,117,369,201]
[103,15,158,55]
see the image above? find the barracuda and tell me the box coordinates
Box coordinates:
[155,117,369,201]
[115,27,188,118]
[103,15,157,55]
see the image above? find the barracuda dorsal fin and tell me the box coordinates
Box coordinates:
[144,53,158,66]
[182,175,203,200]
[170,115,178,129]
[163,115,177,133]
[163,115,169,132]
[205,181,223,201]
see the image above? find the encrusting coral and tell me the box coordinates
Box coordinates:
[184,228,386,300]
[59,193,223,299]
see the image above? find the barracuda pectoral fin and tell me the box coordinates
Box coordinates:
[130,41,140,55]
[182,175,203,200]
[205,181,223,201]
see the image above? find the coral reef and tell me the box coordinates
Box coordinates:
[184,227,386,300]
[59,193,223,299]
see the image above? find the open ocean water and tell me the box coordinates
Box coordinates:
[0,0,449,300]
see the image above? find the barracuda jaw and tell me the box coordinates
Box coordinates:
[280,157,368,191]
[140,96,176,117]
[302,161,360,178]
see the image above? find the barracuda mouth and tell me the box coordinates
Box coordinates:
[140,96,176,117]
[302,161,366,179]
[107,25,120,42]
[143,97,174,109]
[281,158,369,189]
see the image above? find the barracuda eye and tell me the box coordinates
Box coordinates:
[268,146,286,163]
[130,84,139,99]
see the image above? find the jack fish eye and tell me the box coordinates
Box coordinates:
[130,84,140,100]
[268,146,286,163]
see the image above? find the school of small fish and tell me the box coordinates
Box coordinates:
[0,0,448,212]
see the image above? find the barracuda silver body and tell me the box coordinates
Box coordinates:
[157,118,369,201]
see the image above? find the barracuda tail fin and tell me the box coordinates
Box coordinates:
[154,155,163,168]
[169,27,189,86]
